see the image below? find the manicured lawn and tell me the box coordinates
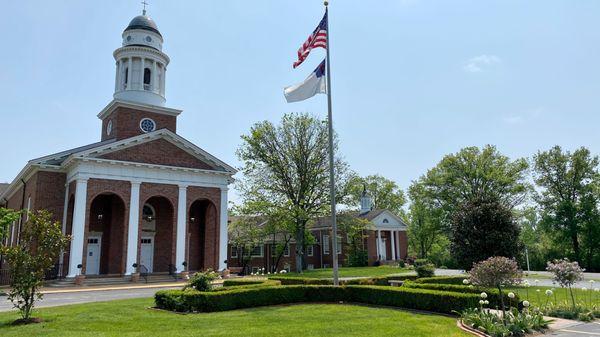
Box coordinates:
[0,298,468,337]
[274,265,411,279]
[505,285,600,308]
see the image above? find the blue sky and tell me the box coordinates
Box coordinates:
[1,1,599,203]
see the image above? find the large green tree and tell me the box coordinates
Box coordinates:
[343,174,406,215]
[420,145,530,230]
[406,181,443,260]
[237,113,349,273]
[533,146,600,270]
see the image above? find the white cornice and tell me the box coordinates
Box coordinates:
[97,99,182,120]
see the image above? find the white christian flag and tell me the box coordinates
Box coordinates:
[284,60,326,103]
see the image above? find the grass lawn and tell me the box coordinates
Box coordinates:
[0,298,468,337]
[505,285,600,308]
[273,265,411,279]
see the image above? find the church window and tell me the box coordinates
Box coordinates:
[145,36,152,42]
[124,67,129,89]
[383,219,389,224]
[143,68,151,90]
[106,120,113,136]
[139,118,156,133]
[126,35,132,42]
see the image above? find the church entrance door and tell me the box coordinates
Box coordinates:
[140,236,154,273]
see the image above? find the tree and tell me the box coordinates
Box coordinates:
[227,215,265,275]
[0,208,20,245]
[336,212,372,267]
[237,113,349,272]
[469,256,523,319]
[1,210,70,323]
[343,174,406,215]
[451,196,521,269]
[533,146,600,270]
[406,181,443,260]
[420,145,529,231]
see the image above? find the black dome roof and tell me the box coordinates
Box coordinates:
[125,15,161,36]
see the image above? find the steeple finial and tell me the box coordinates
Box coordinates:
[141,1,149,15]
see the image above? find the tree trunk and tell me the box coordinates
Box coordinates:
[295,229,304,273]
[571,232,581,262]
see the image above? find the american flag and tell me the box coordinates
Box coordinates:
[293,12,328,69]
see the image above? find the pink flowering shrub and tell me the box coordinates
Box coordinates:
[546,258,584,309]
[469,256,523,315]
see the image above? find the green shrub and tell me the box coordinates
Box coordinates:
[185,270,219,291]
[398,260,406,268]
[415,263,435,278]
[414,258,430,267]
[268,274,419,286]
[414,276,466,285]
[402,282,516,308]
[218,279,281,290]
[155,284,480,314]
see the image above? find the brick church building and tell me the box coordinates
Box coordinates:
[0,11,235,280]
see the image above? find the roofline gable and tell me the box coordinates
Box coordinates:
[63,129,237,174]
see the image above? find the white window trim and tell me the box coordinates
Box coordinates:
[336,235,342,255]
[139,118,156,133]
[283,245,290,257]
[231,246,238,258]
[307,245,314,257]
[323,235,330,255]
[251,245,264,257]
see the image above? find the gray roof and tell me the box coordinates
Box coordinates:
[0,183,9,196]
[311,209,387,229]
[125,15,161,36]
[30,139,116,166]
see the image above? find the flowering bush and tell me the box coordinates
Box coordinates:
[546,258,584,309]
[460,307,549,337]
[185,269,220,292]
[469,256,523,315]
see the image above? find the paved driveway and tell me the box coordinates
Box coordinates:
[546,321,600,336]
[0,286,179,312]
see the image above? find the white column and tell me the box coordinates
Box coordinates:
[175,185,187,273]
[140,58,145,90]
[125,181,141,275]
[396,231,402,260]
[58,183,70,276]
[376,230,382,260]
[127,58,132,90]
[219,188,229,271]
[161,66,166,96]
[67,178,88,278]
[391,230,397,261]
[152,60,158,93]
[114,61,119,92]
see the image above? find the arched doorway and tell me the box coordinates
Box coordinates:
[187,199,217,272]
[141,196,174,273]
[86,193,126,275]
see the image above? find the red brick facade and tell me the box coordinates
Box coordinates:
[99,139,214,170]
[101,107,177,141]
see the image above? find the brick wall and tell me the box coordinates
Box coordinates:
[99,139,213,170]
[101,107,176,141]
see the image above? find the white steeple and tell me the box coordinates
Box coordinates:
[360,184,373,215]
[113,9,170,106]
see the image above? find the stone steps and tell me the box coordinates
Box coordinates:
[45,274,180,287]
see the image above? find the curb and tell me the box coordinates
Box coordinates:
[40,282,187,294]
[456,320,492,337]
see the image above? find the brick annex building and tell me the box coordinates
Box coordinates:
[0,12,235,280]
[228,188,408,273]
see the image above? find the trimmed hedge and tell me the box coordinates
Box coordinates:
[222,279,280,287]
[268,274,419,286]
[413,276,466,285]
[155,284,480,314]
[402,281,517,308]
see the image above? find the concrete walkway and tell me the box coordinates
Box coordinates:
[546,320,600,336]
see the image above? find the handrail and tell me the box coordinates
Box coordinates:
[139,265,149,284]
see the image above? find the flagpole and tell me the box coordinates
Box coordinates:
[324,0,339,286]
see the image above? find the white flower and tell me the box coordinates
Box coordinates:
[479,300,485,305]
[536,289,540,293]
[463,279,470,285]
[594,288,599,292]
[469,285,474,289]
[526,314,532,320]
[590,280,595,284]
[523,300,530,307]
[545,290,553,296]
[582,287,587,291]
[484,300,489,305]
[534,279,539,285]
[508,292,515,299]
[480,292,488,299]
[523,280,530,287]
